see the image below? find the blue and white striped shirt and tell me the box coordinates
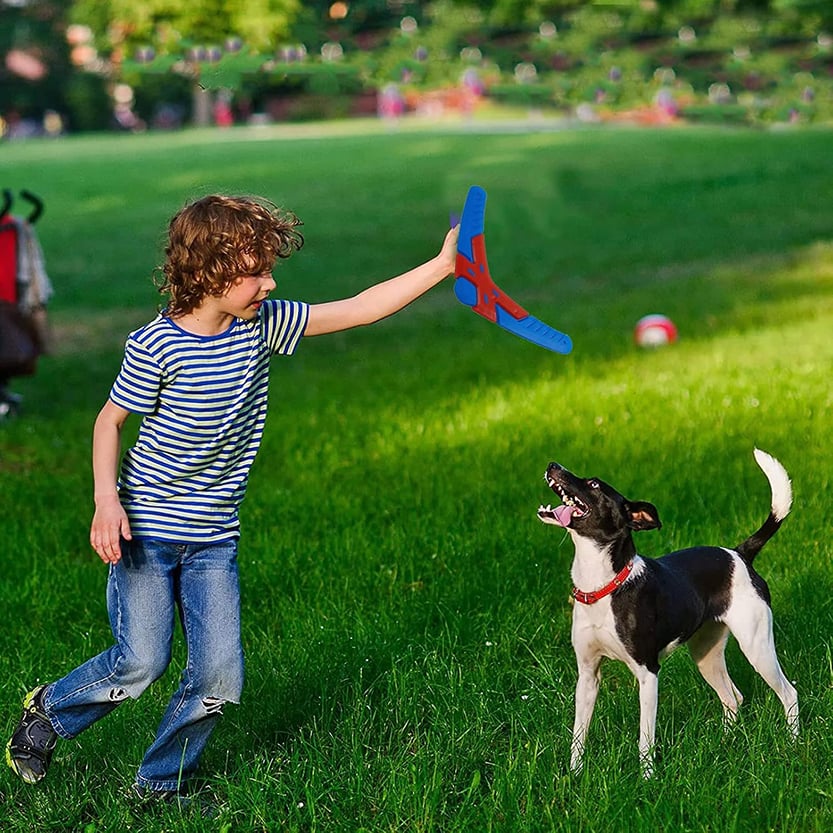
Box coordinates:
[109,299,309,542]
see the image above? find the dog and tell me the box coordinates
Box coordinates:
[537,448,798,777]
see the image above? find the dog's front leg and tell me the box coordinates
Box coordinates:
[571,657,601,774]
[635,668,659,778]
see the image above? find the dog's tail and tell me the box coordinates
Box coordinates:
[736,448,792,564]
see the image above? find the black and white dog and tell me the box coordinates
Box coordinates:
[537,449,798,777]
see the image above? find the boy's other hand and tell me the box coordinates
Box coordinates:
[90,495,132,564]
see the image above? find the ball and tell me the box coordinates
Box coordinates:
[634,314,677,348]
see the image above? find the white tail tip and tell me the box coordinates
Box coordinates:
[753,448,792,521]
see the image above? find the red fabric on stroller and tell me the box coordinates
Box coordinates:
[0,210,18,303]
[0,191,51,388]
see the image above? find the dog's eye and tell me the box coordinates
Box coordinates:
[588,479,600,489]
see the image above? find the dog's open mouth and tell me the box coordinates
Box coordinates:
[538,477,588,528]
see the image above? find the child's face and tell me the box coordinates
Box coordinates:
[222,271,276,319]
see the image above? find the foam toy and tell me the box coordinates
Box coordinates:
[453,186,572,354]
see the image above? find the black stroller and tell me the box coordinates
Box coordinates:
[0,189,52,418]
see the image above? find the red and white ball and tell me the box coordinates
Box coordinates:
[634,314,678,348]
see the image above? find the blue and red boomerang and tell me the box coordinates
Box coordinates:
[453,186,572,354]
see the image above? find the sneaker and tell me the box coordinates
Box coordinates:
[131,784,185,806]
[6,685,58,784]
[130,784,220,818]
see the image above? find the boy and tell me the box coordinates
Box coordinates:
[6,194,459,802]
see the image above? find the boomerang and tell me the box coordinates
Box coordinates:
[454,186,572,354]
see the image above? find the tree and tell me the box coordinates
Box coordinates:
[1,0,74,127]
[66,0,304,127]
[70,0,302,56]
[772,0,833,27]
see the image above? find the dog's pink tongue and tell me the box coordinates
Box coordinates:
[554,505,576,527]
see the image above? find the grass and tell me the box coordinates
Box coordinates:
[1,119,833,831]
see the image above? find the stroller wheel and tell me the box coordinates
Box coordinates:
[0,390,22,419]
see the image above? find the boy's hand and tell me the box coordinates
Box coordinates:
[439,224,460,277]
[90,495,132,564]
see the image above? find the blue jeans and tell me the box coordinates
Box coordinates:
[42,538,244,792]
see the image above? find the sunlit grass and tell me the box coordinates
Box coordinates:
[1,122,832,831]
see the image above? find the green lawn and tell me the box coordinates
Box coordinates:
[1,120,832,832]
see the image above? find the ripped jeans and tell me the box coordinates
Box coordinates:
[43,538,244,792]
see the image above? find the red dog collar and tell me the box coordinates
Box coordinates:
[572,561,634,605]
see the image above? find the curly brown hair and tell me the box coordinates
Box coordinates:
[156,194,304,317]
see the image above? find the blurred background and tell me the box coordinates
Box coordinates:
[2,0,832,138]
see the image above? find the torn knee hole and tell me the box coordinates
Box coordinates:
[202,696,227,715]
[108,687,130,702]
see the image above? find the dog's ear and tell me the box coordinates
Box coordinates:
[626,501,661,531]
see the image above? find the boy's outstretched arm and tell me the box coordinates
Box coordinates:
[304,225,458,337]
[90,399,132,564]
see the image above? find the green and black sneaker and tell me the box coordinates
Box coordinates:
[6,685,58,784]
[130,784,220,818]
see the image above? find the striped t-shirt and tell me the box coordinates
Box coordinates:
[109,299,309,542]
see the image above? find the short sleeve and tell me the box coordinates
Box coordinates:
[109,336,163,414]
[259,299,309,355]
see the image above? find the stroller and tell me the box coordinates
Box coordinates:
[0,189,52,418]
